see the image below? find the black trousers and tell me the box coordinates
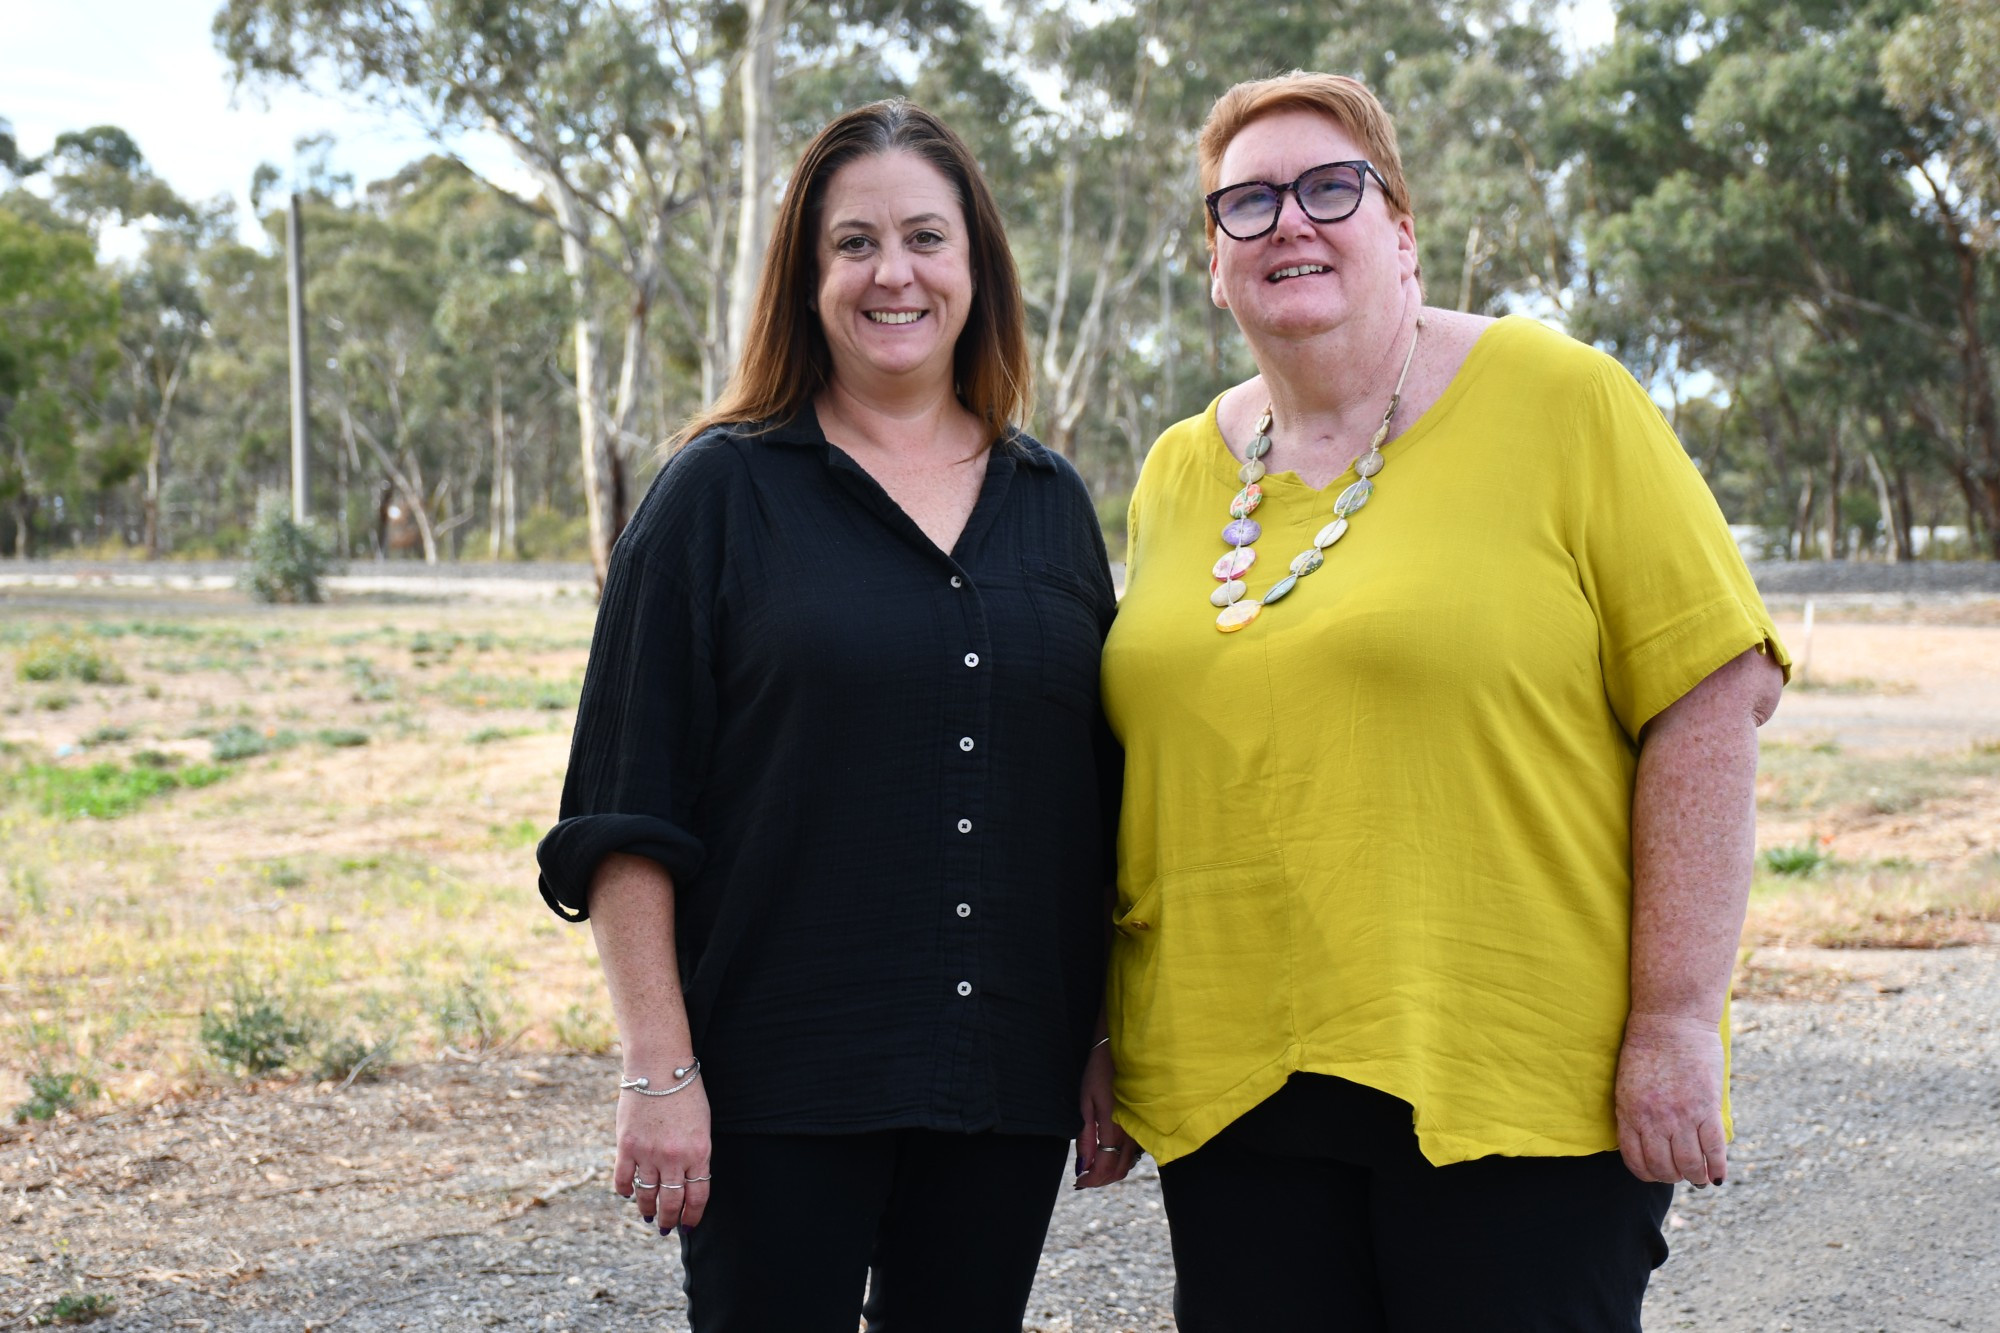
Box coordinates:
[678,1128,1068,1333]
[1159,1074,1673,1333]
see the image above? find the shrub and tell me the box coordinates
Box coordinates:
[210,723,301,762]
[17,634,126,685]
[31,1291,116,1326]
[314,1031,395,1084]
[200,984,318,1075]
[1762,842,1829,877]
[11,1071,100,1123]
[241,495,336,604]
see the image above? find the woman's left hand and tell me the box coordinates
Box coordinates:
[1615,1011,1728,1187]
[1074,1039,1140,1189]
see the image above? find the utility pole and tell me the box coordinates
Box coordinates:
[286,192,310,523]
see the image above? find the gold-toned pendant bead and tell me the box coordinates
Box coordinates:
[1216,600,1262,632]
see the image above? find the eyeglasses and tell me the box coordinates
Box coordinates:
[1204,160,1390,241]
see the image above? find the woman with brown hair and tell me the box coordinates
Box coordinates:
[536,100,1134,1331]
[1103,72,1787,1328]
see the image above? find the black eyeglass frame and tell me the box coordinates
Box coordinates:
[1204,159,1393,241]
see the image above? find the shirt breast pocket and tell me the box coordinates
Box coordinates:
[1022,559,1106,718]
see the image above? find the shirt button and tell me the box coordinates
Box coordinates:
[956,818,973,834]
[963,652,979,668]
[956,902,971,918]
[958,736,975,752]
[956,981,973,997]
[950,575,963,589]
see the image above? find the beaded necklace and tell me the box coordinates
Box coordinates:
[1209,315,1425,632]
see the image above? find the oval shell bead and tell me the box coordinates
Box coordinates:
[1355,448,1384,478]
[1333,478,1373,517]
[1210,579,1247,607]
[1238,457,1267,484]
[1212,547,1256,580]
[1315,518,1349,549]
[1244,433,1272,461]
[1290,547,1324,577]
[1260,573,1299,605]
[1229,483,1264,519]
[1222,518,1262,546]
[1216,600,1262,632]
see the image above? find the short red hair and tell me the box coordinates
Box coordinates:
[1197,71,1415,252]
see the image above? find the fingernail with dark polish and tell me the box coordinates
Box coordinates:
[1073,1155,1085,1176]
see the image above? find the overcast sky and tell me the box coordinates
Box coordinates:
[4,0,1617,259]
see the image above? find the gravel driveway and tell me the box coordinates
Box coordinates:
[6,946,1994,1332]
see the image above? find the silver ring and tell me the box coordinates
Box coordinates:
[659,1182,686,1191]
[631,1176,660,1190]
[686,1174,713,1182]
[1095,1145,1122,1153]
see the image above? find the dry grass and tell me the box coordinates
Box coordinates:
[0,594,604,1116]
[1742,858,2000,949]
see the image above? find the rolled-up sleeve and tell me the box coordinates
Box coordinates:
[536,535,716,921]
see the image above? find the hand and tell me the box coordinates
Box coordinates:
[1615,1012,1727,1187]
[613,1072,713,1231]
[1074,1040,1140,1190]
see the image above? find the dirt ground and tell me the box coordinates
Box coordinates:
[2,583,1997,1330]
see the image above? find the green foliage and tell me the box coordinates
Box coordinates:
[1762,843,1830,877]
[313,1030,395,1083]
[200,982,318,1075]
[431,977,512,1053]
[209,723,302,761]
[3,759,228,819]
[242,495,335,603]
[16,634,125,684]
[11,1071,100,1123]
[315,727,370,747]
[30,1291,116,1326]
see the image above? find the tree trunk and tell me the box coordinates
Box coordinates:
[725,0,786,377]
[1862,448,1899,563]
[490,370,510,561]
[1823,422,1842,559]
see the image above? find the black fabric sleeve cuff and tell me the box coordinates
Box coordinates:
[535,814,706,921]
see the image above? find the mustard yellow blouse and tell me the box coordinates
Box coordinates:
[1102,316,1789,1167]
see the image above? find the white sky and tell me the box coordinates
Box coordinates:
[3,0,1619,260]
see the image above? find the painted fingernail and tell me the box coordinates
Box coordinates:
[1073,1155,1085,1176]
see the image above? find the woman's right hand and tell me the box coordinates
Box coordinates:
[613,1074,713,1232]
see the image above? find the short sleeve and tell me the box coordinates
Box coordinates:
[1568,359,1791,740]
[534,475,723,920]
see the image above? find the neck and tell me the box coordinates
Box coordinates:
[817,375,978,459]
[1255,290,1422,447]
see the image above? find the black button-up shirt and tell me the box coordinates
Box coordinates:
[537,409,1119,1136]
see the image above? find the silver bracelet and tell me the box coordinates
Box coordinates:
[619,1059,701,1097]
[1092,1036,1111,1051]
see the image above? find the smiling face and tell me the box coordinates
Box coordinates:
[814,148,975,397]
[1207,108,1417,343]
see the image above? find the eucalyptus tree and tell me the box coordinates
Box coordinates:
[214,0,1000,585]
[1563,0,1999,556]
[0,203,120,555]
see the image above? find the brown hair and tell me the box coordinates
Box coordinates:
[670,100,1031,450]
[1197,71,1415,252]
